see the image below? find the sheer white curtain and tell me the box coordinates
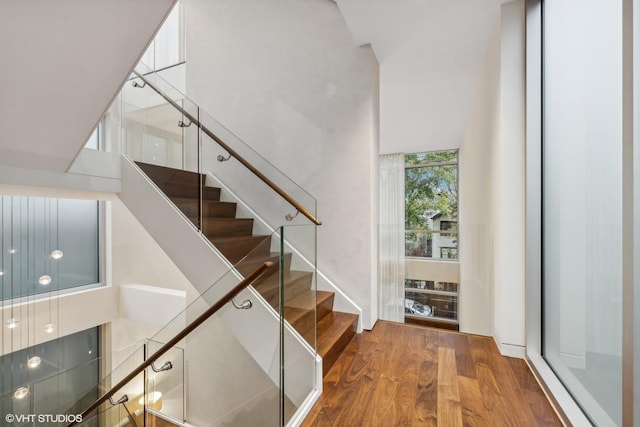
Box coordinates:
[379,153,405,322]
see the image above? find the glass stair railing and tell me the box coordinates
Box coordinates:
[115,63,320,359]
[69,261,272,427]
[23,227,317,427]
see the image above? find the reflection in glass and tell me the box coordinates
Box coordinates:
[542,0,623,424]
[404,279,459,322]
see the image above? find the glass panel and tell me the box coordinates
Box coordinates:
[405,279,458,293]
[404,291,457,320]
[0,328,100,426]
[121,73,199,173]
[543,0,623,425]
[145,339,184,423]
[0,197,100,301]
[147,233,284,426]
[112,60,320,426]
[280,224,317,426]
[73,401,122,427]
[29,341,146,425]
[125,62,318,233]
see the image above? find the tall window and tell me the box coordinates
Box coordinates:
[404,150,460,329]
[404,150,458,260]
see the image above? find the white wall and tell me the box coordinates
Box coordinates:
[458,19,501,337]
[492,0,526,357]
[184,0,379,329]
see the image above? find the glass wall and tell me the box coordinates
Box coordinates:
[0,197,100,301]
[542,0,623,424]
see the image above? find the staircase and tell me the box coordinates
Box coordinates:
[136,161,357,376]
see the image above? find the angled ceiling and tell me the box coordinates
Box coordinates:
[0,0,176,172]
[336,0,508,153]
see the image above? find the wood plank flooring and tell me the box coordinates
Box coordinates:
[302,321,562,427]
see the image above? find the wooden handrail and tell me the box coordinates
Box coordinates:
[132,71,321,226]
[68,261,274,427]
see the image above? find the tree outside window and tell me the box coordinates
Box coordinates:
[405,150,458,259]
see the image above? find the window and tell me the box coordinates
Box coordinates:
[84,119,103,150]
[141,2,185,71]
[440,220,456,231]
[405,150,459,260]
[440,247,458,259]
[0,197,100,301]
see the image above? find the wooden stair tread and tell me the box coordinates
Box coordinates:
[313,311,358,376]
[162,182,221,200]
[200,217,254,238]
[315,311,358,354]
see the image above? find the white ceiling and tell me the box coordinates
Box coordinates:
[0,0,176,172]
[336,0,506,61]
[336,0,508,153]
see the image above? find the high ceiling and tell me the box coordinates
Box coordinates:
[336,0,506,61]
[336,0,509,153]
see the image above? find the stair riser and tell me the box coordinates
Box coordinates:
[254,273,313,309]
[172,199,237,218]
[137,161,205,186]
[203,218,254,238]
[236,252,293,278]
[288,293,334,339]
[210,236,271,264]
[321,319,357,376]
[163,183,220,201]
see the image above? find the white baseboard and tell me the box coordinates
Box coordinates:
[492,329,526,359]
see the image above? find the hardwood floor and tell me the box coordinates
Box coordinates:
[302,321,562,427]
